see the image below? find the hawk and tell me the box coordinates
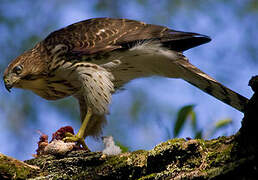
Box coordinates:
[3,18,248,149]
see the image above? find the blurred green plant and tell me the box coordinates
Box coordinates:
[174,104,196,137]
[115,141,130,153]
[207,118,233,138]
[174,105,232,139]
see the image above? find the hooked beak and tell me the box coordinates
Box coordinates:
[3,78,12,92]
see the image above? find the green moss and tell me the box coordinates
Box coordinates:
[11,135,247,179]
[204,137,235,168]
[0,154,37,179]
[149,138,186,156]
[129,150,148,166]
[138,172,157,180]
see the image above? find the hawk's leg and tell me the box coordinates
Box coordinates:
[63,107,92,150]
[61,62,114,150]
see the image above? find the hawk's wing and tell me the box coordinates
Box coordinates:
[43,18,210,55]
[42,18,248,113]
[42,17,211,88]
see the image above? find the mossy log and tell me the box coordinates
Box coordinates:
[1,76,258,180]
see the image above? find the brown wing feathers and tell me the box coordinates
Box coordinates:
[42,18,247,113]
[43,18,211,56]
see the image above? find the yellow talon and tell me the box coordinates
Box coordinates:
[63,107,92,151]
[63,133,88,150]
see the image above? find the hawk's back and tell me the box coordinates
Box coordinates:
[43,18,211,55]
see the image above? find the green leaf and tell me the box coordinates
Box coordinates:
[215,118,232,129]
[115,141,129,153]
[209,118,233,137]
[174,104,195,137]
[190,110,197,131]
[130,100,142,120]
[195,130,203,139]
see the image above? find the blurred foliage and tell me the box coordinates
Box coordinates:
[244,0,258,12]
[209,118,233,137]
[215,118,232,129]
[115,141,130,153]
[173,105,233,139]
[129,89,148,122]
[174,104,196,137]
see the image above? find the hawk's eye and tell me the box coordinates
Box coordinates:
[13,65,23,75]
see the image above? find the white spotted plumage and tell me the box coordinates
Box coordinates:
[76,64,114,114]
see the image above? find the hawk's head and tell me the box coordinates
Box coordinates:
[3,47,47,92]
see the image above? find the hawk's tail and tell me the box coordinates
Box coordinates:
[175,60,248,113]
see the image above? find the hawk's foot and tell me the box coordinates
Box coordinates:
[63,107,92,151]
[63,132,89,151]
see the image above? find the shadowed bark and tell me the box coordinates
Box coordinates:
[1,76,258,180]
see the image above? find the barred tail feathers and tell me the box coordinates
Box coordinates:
[176,60,248,113]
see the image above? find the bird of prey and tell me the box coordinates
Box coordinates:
[3,18,249,149]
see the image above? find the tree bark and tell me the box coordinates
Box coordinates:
[1,76,258,180]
